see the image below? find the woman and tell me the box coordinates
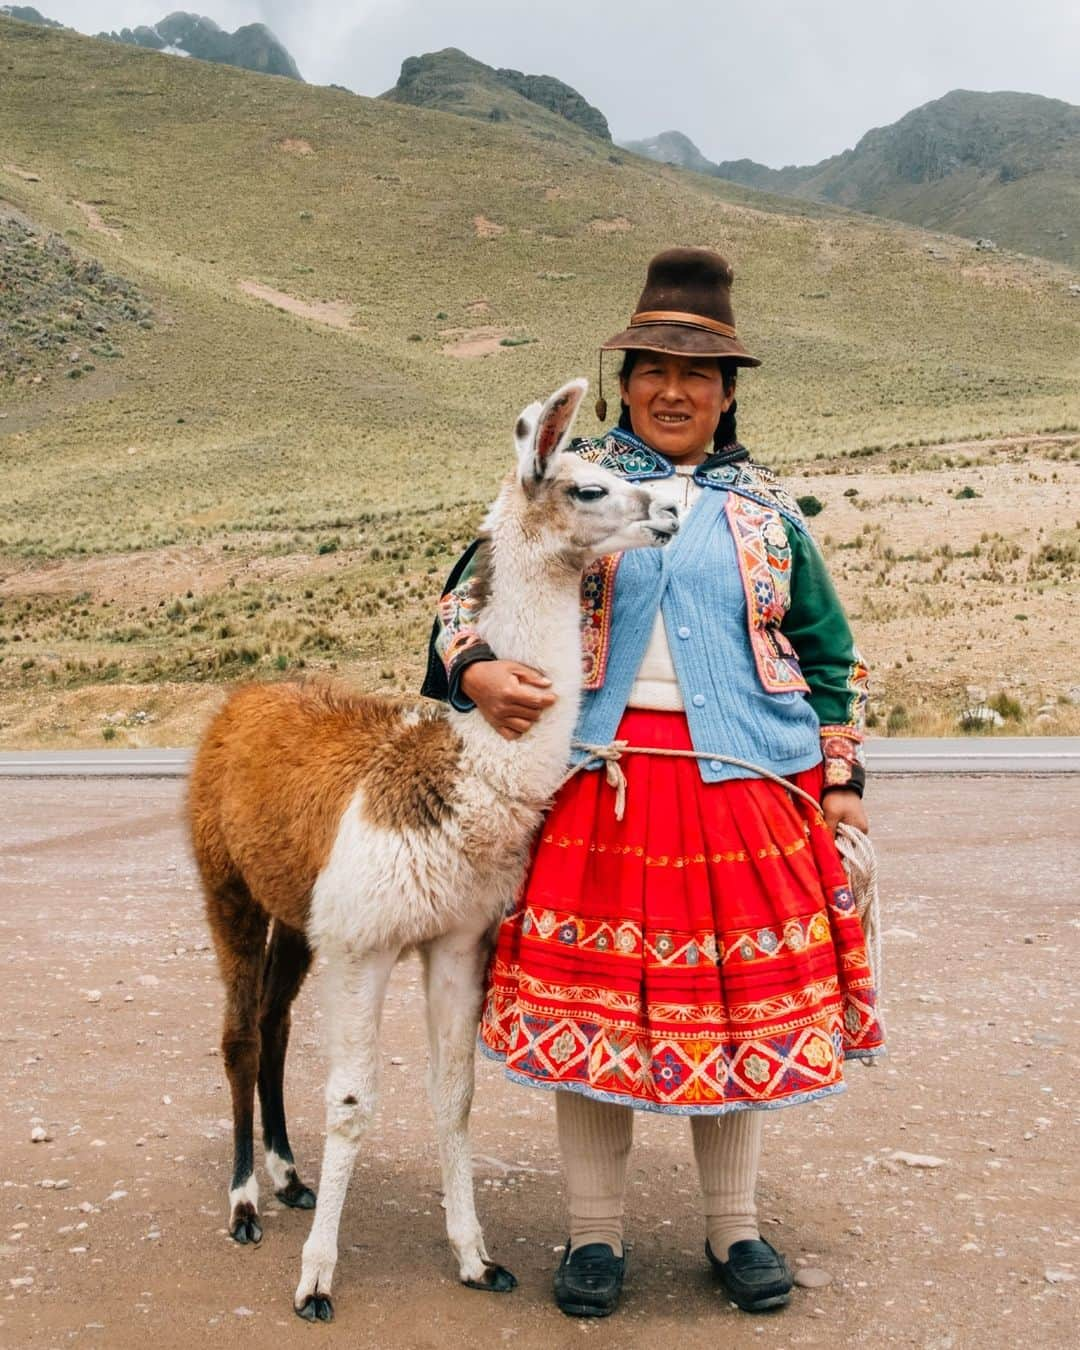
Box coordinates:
[422,247,884,1318]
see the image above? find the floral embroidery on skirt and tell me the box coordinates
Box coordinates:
[480,708,885,1114]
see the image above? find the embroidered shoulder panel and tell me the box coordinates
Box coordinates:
[725,493,810,696]
[568,430,673,480]
[695,459,807,531]
[580,552,622,690]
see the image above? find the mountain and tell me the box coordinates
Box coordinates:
[0,5,62,25]
[382,48,610,141]
[619,130,716,175]
[96,11,302,80]
[622,91,1080,268]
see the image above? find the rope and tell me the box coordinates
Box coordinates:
[562,739,885,1037]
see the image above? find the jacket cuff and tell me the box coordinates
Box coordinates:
[446,644,497,712]
[820,729,866,797]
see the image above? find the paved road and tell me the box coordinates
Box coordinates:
[1,737,1078,777]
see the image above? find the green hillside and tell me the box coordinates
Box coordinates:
[1,17,1078,743]
[381,47,610,141]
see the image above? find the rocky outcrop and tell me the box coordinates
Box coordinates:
[96,12,302,81]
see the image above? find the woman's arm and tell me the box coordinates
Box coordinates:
[420,540,497,710]
[421,542,555,734]
[780,524,870,828]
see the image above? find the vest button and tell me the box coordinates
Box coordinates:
[677,625,691,639]
[691,694,706,707]
[709,760,724,772]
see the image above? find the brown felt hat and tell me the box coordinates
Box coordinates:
[600,246,760,367]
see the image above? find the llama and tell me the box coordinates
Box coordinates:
[187,378,678,1321]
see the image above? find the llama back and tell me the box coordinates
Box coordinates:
[188,682,462,933]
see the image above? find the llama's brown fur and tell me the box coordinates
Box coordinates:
[190,681,461,933]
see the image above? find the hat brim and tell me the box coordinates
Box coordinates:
[600,324,761,367]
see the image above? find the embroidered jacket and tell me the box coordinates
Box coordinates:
[421,429,868,794]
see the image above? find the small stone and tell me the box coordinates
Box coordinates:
[105,1190,127,1202]
[53,1178,71,1190]
[10,1275,34,1288]
[85,990,102,1004]
[794,1267,832,1289]
[31,1126,51,1143]
[233,1306,255,1316]
[389,1056,405,1066]
[1044,1269,1076,1284]
[886,1151,946,1168]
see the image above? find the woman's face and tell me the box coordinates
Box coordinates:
[620,352,734,462]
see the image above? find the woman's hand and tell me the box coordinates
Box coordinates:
[821,789,869,837]
[459,660,556,740]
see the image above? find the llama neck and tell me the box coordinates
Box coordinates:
[454,529,585,803]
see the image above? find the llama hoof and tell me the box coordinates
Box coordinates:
[275,1177,317,1210]
[295,1294,334,1323]
[463,1261,517,1293]
[229,1203,263,1245]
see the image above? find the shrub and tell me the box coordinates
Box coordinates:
[797,495,824,517]
[989,691,1023,721]
[885,704,909,733]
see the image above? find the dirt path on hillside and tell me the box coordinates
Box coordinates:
[73,201,121,240]
[238,281,355,330]
[1,776,1077,1349]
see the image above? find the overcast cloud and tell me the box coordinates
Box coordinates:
[37,0,1080,166]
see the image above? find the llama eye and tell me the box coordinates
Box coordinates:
[570,485,609,502]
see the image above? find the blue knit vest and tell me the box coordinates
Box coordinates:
[571,485,822,783]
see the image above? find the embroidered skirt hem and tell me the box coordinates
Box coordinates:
[479,708,886,1116]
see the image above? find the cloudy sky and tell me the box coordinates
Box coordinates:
[37,0,1080,166]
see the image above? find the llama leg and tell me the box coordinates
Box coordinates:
[422,927,516,1293]
[294,946,398,1322]
[258,921,315,1209]
[205,877,269,1245]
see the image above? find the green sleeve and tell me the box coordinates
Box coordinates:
[781,523,869,794]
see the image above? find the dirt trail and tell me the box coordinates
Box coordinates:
[238,281,355,330]
[73,201,121,240]
[0,776,1076,1348]
[3,163,41,183]
[439,325,512,358]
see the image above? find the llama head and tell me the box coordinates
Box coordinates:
[503,378,678,566]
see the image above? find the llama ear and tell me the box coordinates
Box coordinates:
[515,378,588,487]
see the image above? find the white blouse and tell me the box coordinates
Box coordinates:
[626,467,703,711]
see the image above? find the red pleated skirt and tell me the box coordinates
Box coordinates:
[480,708,885,1114]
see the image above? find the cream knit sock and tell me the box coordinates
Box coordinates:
[690,1110,764,1258]
[556,1090,634,1257]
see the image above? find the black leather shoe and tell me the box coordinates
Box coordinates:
[706,1237,793,1312]
[553,1241,626,1318]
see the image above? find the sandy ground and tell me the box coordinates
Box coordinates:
[237,282,355,330]
[1,776,1077,1349]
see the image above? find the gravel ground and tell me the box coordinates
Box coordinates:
[1,776,1077,1349]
